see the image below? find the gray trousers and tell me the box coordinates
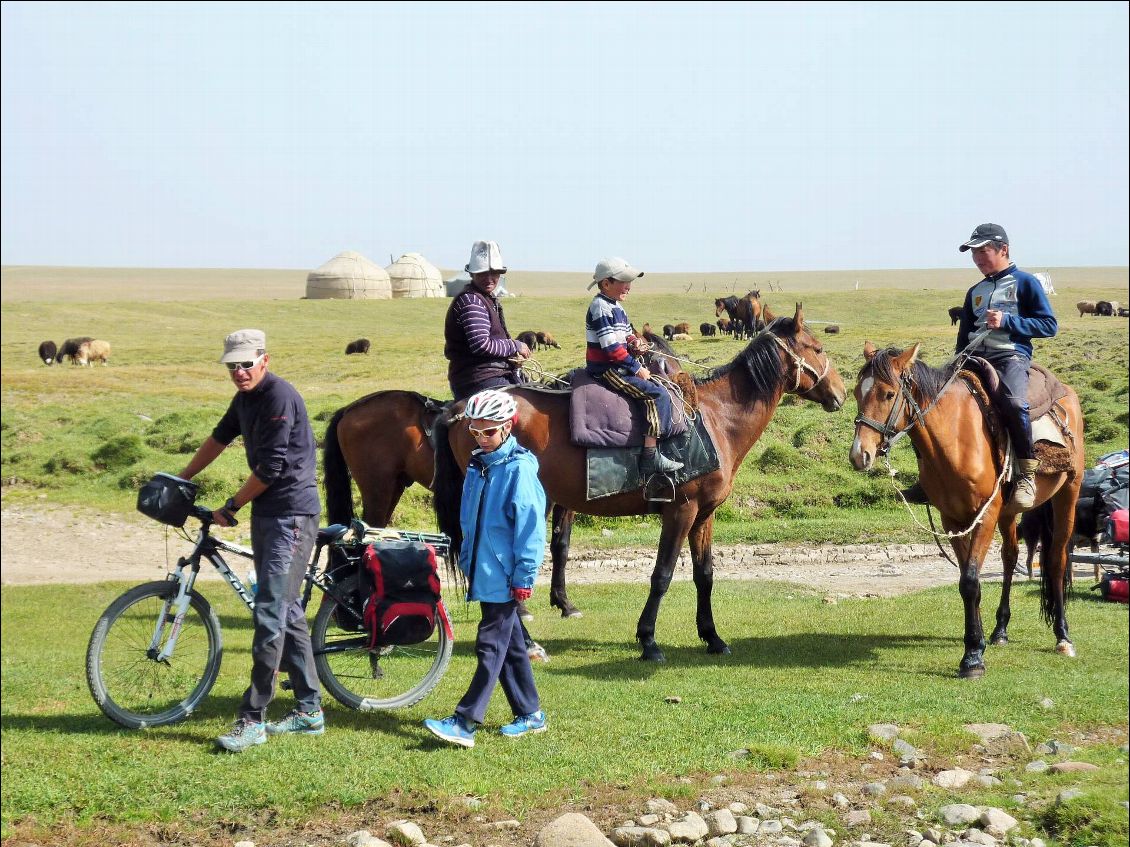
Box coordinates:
[238,514,321,721]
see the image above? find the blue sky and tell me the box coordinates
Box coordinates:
[2,1,1127,272]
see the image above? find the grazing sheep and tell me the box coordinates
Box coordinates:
[948,306,963,326]
[699,322,717,337]
[535,331,560,349]
[1076,300,1097,317]
[662,324,675,340]
[78,339,111,365]
[516,330,538,350]
[671,332,692,342]
[716,317,732,335]
[1096,301,1114,317]
[1119,307,1129,317]
[344,338,371,355]
[824,325,840,334]
[674,322,691,336]
[38,340,58,365]
[1108,301,1122,314]
[59,336,93,364]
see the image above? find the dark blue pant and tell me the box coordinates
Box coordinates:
[594,368,674,440]
[239,514,321,722]
[455,600,539,725]
[983,351,1034,460]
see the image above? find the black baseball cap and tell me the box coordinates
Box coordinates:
[959,223,1009,252]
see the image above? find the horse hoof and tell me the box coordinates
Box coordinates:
[990,636,1009,647]
[563,610,583,619]
[1056,640,1076,657]
[958,665,985,679]
[639,646,666,663]
[707,642,731,655]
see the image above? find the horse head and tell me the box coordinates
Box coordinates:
[849,341,920,470]
[766,303,845,412]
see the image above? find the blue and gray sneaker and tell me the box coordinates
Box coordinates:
[215,718,267,752]
[266,708,325,736]
[423,714,476,748]
[499,710,547,738]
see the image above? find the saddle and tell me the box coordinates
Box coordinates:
[568,371,689,449]
[959,359,1076,473]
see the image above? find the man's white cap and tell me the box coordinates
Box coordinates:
[466,240,507,274]
[219,328,266,363]
[588,257,644,290]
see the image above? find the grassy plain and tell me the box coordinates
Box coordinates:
[1,264,1127,547]
[1,579,1127,842]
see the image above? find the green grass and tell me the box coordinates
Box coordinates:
[2,286,1127,547]
[2,579,1127,841]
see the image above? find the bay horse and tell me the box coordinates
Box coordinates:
[433,305,846,662]
[714,291,762,337]
[848,342,1084,678]
[322,390,582,617]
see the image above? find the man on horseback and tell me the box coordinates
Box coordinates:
[955,223,1058,511]
[585,257,683,476]
[444,240,531,401]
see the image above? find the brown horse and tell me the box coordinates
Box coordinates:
[848,342,1084,678]
[322,390,582,617]
[433,305,846,661]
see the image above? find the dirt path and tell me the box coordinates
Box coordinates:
[1,502,1053,595]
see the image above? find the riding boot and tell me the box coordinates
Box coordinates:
[639,447,683,476]
[898,481,930,504]
[1009,458,1040,511]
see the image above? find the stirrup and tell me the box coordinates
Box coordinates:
[643,473,675,502]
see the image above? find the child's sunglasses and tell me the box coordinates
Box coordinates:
[469,423,507,439]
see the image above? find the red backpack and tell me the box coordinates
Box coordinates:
[361,540,443,647]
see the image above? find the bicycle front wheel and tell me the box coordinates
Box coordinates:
[86,580,223,729]
[311,574,453,710]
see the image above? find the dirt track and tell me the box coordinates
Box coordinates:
[1,501,1053,596]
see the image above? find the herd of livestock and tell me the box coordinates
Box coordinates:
[36,336,111,366]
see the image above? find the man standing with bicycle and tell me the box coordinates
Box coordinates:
[179,329,324,752]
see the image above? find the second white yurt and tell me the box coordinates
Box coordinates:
[386,253,445,298]
[305,251,392,300]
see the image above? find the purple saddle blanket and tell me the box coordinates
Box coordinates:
[569,370,688,448]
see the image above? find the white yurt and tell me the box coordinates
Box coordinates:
[305,251,392,300]
[386,252,445,298]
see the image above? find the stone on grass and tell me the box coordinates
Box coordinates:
[932,769,975,789]
[235,841,256,847]
[638,815,660,826]
[862,782,886,796]
[1049,761,1099,773]
[869,724,901,742]
[845,810,871,827]
[665,812,709,844]
[536,813,615,847]
[938,804,981,826]
[736,817,759,835]
[612,827,671,847]
[704,809,737,836]
[831,793,851,808]
[978,809,1016,832]
[963,723,1012,743]
[387,822,426,846]
[1055,788,1085,804]
[802,828,833,847]
[647,799,680,817]
[757,819,784,835]
[889,773,925,792]
[1024,760,1048,773]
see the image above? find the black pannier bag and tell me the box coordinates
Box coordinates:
[1076,452,1129,542]
[326,544,366,632]
[362,540,442,647]
[136,473,199,527]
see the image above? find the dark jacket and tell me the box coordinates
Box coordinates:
[956,264,1057,358]
[212,371,320,517]
[444,284,520,399]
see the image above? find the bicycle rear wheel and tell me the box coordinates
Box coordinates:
[311,574,452,710]
[86,580,222,728]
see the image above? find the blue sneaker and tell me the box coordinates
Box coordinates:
[266,708,325,736]
[499,710,547,738]
[215,718,267,752]
[424,714,476,748]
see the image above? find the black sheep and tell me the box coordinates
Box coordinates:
[345,338,371,355]
[38,340,58,365]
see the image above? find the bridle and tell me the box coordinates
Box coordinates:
[764,332,830,394]
[852,370,926,457]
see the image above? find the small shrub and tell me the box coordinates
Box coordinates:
[91,435,146,470]
[145,412,210,454]
[1115,410,1128,427]
[792,422,832,453]
[44,451,95,476]
[757,444,810,472]
[1091,377,1111,390]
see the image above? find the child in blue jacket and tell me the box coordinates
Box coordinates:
[423,389,547,748]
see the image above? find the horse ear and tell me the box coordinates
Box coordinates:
[762,304,776,322]
[863,341,877,361]
[793,303,804,330]
[894,343,920,370]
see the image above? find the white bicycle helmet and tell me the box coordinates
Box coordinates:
[464,389,518,422]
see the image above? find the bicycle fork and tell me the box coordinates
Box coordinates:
[152,559,199,663]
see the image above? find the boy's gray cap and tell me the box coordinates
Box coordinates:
[466,240,507,274]
[588,256,644,289]
[959,223,1009,252]
[219,329,266,363]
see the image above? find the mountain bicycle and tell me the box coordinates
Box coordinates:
[86,505,454,729]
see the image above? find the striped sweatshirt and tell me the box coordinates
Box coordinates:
[585,293,641,375]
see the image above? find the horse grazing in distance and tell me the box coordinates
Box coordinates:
[322,389,583,617]
[849,342,1084,678]
[433,305,846,662]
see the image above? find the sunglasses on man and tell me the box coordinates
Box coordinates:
[224,354,265,372]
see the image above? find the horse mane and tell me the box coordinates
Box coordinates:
[695,316,794,401]
[861,347,956,405]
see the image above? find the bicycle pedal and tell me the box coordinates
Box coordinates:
[280,680,294,691]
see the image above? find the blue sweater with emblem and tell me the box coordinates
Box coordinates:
[458,435,547,603]
[956,264,1057,358]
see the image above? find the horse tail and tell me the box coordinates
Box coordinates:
[1033,501,1069,626]
[322,407,355,525]
[431,412,465,572]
